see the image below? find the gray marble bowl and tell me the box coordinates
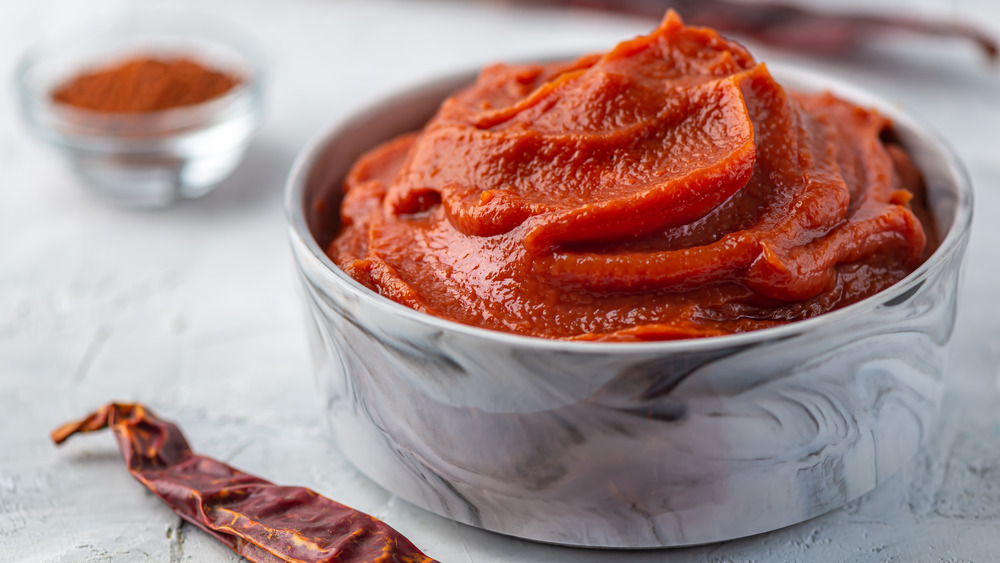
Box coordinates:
[285,64,973,548]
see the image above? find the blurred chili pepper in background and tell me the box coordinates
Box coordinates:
[484,0,998,61]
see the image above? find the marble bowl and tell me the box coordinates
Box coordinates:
[285,64,973,548]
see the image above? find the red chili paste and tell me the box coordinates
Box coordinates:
[327,12,934,341]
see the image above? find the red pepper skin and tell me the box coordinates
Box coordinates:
[52,403,438,563]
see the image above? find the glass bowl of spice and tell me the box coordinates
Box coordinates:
[15,10,264,207]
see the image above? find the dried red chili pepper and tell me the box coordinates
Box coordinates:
[51,403,438,563]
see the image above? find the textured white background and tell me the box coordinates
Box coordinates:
[2,0,1000,561]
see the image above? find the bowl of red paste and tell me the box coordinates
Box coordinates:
[286,12,972,548]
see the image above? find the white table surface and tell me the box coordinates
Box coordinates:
[2,0,1000,561]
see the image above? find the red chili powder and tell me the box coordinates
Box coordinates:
[52,56,241,113]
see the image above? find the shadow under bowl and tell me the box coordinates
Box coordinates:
[285,64,973,548]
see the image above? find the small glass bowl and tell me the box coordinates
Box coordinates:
[15,10,265,207]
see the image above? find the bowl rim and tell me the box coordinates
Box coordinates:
[284,61,974,354]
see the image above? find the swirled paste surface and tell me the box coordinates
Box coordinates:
[327,12,933,341]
